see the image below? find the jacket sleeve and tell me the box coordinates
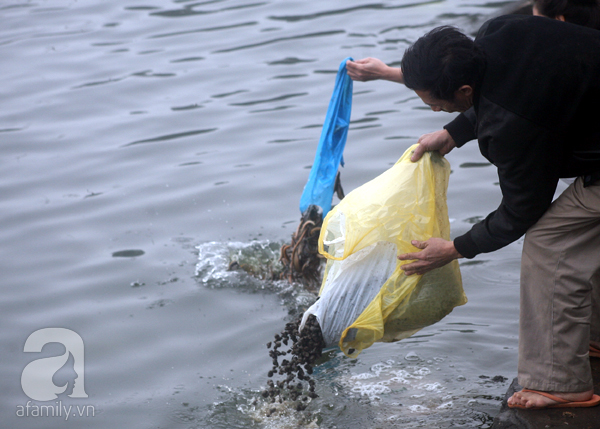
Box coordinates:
[444,107,477,147]
[453,103,563,258]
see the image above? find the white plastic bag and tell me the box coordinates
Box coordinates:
[301,144,466,357]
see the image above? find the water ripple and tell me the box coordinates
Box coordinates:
[229,92,307,106]
[112,249,145,258]
[72,76,126,89]
[213,30,345,54]
[266,57,316,66]
[270,74,308,79]
[267,138,310,144]
[0,3,35,11]
[380,24,434,34]
[131,70,176,78]
[171,104,203,111]
[350,117,379,125]
[250,105,295,113]
[150,2,267,18]
[211,90,249,99]
[170,56,205,63]
[124,6,160,11]
[72,68,178,90]
[148,21,258,39]
[123,128,218,147]
[268,1,443,23]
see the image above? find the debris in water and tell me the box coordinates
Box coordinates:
[279,204,325,290]
[262,313,325,413]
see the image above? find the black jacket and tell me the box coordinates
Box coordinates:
[444,14,600,258]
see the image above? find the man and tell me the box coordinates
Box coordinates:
[346,0,600,82]
[346,0,600,165]
[395,15,600,409]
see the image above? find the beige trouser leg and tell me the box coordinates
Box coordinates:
[518,178,600,392]
[592,269,600,344]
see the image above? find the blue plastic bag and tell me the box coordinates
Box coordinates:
[299,57,353,216]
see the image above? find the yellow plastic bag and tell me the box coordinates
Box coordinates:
[301,144,466,357]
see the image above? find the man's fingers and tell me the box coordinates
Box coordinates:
[399,237,458,276]
[398,240,427,261]
[411,240,426,249]
[398,241,429,274]
[400,261,425,276]
[397,251,424,261]
[398,252,418,261]
[410,144,427,162]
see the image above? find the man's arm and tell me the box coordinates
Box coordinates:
[346,58,404,83]
[443,107,477,148]
[454,107,562,258]
[346,58,476,161]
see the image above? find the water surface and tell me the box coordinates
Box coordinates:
[1,1,562,427]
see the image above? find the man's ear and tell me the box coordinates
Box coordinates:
[556,15,566,22]
[457,85,473,97]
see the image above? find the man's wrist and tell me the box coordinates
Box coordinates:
[397,68,404,84]
[451,242,463,259]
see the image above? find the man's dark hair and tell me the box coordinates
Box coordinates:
[535,0,600,30]
[401,26,485,101]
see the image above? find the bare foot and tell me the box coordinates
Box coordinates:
[507,389,594,409]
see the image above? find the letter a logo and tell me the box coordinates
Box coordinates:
[21,328,88,401]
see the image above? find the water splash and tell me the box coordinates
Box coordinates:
[196,240,283,285]
[195,241,505,428]
[195,240,318,316]
[204,385,319,429]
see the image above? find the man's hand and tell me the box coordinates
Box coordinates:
[346,58,404,83]
[411,129,456,162]
[398,238,462,276]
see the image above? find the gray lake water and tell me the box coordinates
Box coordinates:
[1,1,567,428]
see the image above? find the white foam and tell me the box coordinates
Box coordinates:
[351,382,391,398]
[337,353,470,417]
[418,382,444,392]
[247,395,319,429]
[408,404,430,413]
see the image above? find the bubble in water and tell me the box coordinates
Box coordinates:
[419,382,444,392]
[404,351,421,362]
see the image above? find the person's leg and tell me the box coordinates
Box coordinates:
[509,179,600,408]
[591,269,600,351]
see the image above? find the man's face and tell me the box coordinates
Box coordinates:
[414,88,473,113]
